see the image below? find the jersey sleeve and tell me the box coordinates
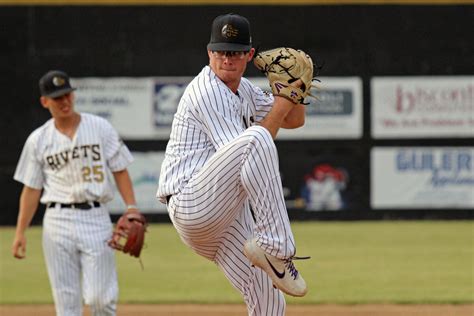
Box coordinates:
[13,132,44,189]
[251,84,274,124]
[189,78,245,149]
[102,120,133,172]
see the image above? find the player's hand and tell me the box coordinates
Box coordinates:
[12,234,27,259]
[290,79,304,89]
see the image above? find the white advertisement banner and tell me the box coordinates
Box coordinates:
[106,151,167,214]
[371,147,474,209]
[72,77,192,140]
[152,77,193,138]
[371,76,474,138]
[250,77,363,139]
[73,76,362,140]
[72,77,155,139]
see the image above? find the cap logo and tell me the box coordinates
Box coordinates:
[221,24,238,38]
[52,76,65,87]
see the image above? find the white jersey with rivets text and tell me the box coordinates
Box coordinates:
[157,65,274,201]
[14,113,133,204]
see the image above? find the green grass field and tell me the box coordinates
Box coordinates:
[0,221,473,305]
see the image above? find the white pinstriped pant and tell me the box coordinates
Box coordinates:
[42,205,118,316]
[167,126,296,315]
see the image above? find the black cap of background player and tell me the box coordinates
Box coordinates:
[39,70,76,98]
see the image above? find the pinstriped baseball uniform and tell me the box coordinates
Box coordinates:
[14,113,133,316]
[157,66,297,315]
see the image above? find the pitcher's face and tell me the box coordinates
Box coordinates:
[208,49,255,89]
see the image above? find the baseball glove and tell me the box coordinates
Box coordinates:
[254,47,318,104]
[108,212,147,258]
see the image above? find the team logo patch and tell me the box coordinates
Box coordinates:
[52,76,65,87]
[221,24,238,38]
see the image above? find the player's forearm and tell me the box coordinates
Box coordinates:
[112,169,138,210]
[260,96,295,139]
[15,186,41,236]
[281,104,305,129]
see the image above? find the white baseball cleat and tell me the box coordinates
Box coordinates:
[243,238,309,297]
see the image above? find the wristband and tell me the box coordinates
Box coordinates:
[127,204,138,210]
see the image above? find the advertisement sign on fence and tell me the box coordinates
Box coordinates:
[371,76,474,138]
[73,76,362,140]
[251,77,363,139]
[104,147,369,214]
[73,77,192,139]
[72,77,156,139]
[278,145,367,212]
[371,147,474,209]
[106,151,167,214]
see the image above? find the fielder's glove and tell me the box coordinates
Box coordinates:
[108,211,147,258]
[254,47,318,104]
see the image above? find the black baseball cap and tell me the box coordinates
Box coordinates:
[39,70,76,98]
[207,13,252,52]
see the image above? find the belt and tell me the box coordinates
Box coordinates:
[48,201,101,210]
[166,195,172,204]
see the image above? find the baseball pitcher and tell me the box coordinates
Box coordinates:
[157,13,316,316]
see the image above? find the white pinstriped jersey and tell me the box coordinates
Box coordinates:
[14,113,133,204]
[157,66,274,201]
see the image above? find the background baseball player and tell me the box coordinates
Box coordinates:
[157,13,311,315]
[11,70,140,316]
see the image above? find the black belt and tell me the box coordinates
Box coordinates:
[48,201,101,210]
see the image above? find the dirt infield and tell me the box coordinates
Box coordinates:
[1,304,473,316]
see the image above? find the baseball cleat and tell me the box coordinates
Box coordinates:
[243,238,309,297]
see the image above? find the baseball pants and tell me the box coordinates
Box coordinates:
[42,205,118,316]
[167,125,296,315]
